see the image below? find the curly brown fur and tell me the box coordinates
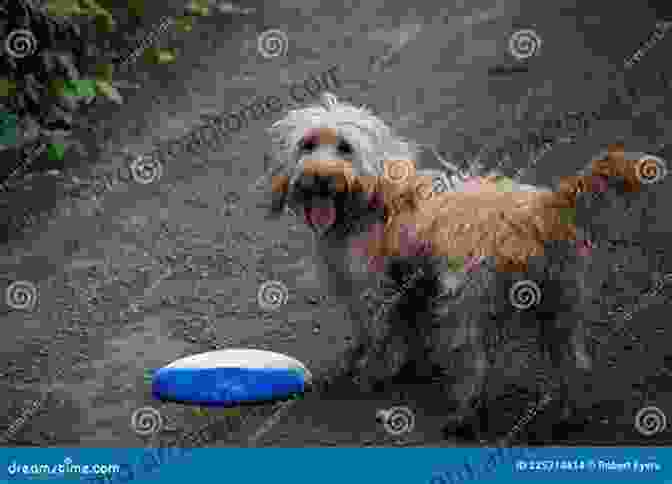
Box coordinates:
[265,94,637,443]
[339,143,640,440]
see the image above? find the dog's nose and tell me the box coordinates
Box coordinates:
[296,172,345,197]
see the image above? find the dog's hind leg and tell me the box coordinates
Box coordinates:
[532,247,593,440]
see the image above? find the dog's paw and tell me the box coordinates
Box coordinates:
[441,404,491,444]
[550,409,591,442]
[441,416,487,444]
[313,370,353,395]
[352,374,378,393]
[352,354,398,393]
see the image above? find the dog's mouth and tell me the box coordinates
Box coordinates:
[303,199,338,236]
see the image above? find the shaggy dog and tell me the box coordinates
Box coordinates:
[264,93,642,441]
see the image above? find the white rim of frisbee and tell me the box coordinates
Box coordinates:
[163,349,312,384]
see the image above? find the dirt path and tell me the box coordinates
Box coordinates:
[1,0,671,447]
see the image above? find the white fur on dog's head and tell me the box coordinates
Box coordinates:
[266,93,418,217]
[269,93,417,177]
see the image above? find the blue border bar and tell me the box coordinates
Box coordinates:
[0,448,669,484]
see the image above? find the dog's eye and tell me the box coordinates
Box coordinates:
[299,137,318,152]
[337,139,354,155]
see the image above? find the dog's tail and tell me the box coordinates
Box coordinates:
[553,142,642,205]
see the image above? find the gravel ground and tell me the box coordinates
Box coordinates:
[1,0,671,448]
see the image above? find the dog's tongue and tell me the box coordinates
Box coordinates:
[304,200,336,231]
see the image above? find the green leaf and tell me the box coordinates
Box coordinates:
[48,78,67,97]
[559,207,576,226]
[127,0,145,18]
[0,78,17,98]
[142,47,159,64]
[93,63,114,81]
[47,143,66,161]
[94,79,123,104]
[494,176,515,192]
[185,0,209,16]
[156,49,177,64]
[191,407,208,417]
[93,13,116,32]
[46,0,84,16]
[58,79,83,99]
[175,15,195,32]
[445,255,465,272]
[221,407,241,416]
[0,111,19,146]
[78,0,109,15]
[74,79,97,98]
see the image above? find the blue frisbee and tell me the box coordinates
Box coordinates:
[152,349,312,407]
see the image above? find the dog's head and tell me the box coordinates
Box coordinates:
[266,93,420,238]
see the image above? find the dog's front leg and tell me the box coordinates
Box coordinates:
[540,254,594,439]
[351,329,408,393]
[311,290,388,392]
[440,343,490,442]
[429,297,490,442]
[347,280,411,392]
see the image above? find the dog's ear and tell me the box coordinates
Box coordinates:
[267,174,290,218]
[253,152,290,218]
